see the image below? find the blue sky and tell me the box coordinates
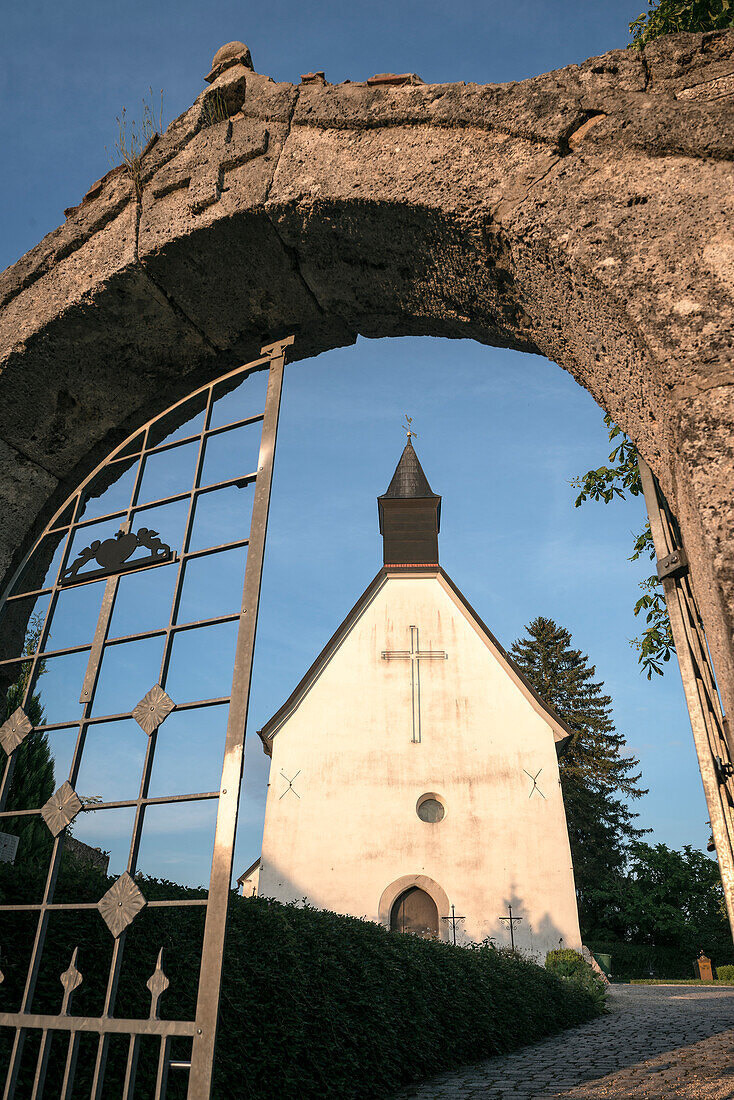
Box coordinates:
[2,1,713,888]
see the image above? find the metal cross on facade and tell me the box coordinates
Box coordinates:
[523,768,545,799]
[499,904,523,951]
[279,770,301,799]
[381,625,447,743]
[441,904,465,946]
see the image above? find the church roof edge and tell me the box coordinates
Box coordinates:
[236,856,261,884]
[435,571,573,752]
[258,569,392,753]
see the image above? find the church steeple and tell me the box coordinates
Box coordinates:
[378,439,441,568]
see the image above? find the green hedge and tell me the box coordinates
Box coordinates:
[717,965,734,981]
[587,940,734,981]
[0,860,604,1098]
[220,898,604,1098]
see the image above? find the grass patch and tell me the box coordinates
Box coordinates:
[630,978,734,986]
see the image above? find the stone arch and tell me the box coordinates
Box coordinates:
[379,875,451,940]
[1,31,733,720]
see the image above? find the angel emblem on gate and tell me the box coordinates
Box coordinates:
[60,527,174,585]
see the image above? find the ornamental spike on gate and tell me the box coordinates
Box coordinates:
[59,950,83,1016]
[147,950,170,1020]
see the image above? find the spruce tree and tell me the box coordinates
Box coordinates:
[511,616,647,937]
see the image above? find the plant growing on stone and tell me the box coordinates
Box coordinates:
[108,87,164,200]
[201,88,230,127]
[630,0,734,47]
[571,414,675,678]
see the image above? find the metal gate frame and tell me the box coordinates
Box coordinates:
[639,457,734,937]
[0,335,294,1098]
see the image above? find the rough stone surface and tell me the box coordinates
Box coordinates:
[394,985,734,1099]
[1,32,734,718]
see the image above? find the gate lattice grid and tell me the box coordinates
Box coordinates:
[0,337,293,1098]
[640,458,734,937]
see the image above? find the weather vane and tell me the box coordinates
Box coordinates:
[403,415,417,439]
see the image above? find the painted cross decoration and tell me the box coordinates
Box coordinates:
[523,768,545,799]
[382,625,447,743]
[279,770,301,800]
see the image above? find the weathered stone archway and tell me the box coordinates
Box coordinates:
[1,30,733,722]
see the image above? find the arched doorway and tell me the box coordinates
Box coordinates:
[390,886,439,938]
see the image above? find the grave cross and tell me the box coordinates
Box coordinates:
[499,905,523,951]
[441,904,465,946]
[381,625,447,743]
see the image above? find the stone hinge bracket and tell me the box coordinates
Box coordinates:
[656,547,689,581]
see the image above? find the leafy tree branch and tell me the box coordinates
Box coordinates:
[630,0,734,48]
[571,414,674,679]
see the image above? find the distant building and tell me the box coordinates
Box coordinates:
[65,835,110,874]
[241,440,581,959]
[237,857,260,898]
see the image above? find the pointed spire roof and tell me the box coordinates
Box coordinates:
[377,438,441,566]
[379,438,439,500]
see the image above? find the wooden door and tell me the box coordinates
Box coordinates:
[390,887,439,937]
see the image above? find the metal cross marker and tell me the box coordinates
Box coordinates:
[523,768,545,799]
[441,904,465,946]
[499,905,523,951]
[381,626,447,743]
[279,770,301,800]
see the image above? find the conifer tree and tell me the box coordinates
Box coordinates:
[511,616,647,937]
[0,616,55,864]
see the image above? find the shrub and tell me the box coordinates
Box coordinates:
[0,860,604,1099]
[545,948,589,979]
[717,964,734,981]
[545,949,607,1011]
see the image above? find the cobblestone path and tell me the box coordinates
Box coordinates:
[395,985,734,1099]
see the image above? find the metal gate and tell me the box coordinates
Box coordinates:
[639,457,734,937]
[0,336,293,1097]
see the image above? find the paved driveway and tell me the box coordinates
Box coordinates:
[395,985,734,1099]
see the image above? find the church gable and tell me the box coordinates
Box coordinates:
[258,567,572,755]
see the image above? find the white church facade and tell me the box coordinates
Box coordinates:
[241,440,582,959]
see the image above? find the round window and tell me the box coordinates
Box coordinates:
[416,795,445,823]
